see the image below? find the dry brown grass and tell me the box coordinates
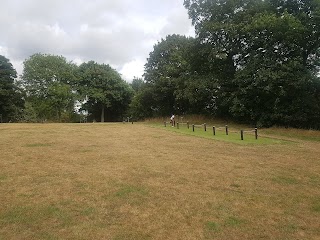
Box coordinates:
[0,123,319,240]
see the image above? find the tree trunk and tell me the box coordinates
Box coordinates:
[101,105,105,122]
[58,108,61,123]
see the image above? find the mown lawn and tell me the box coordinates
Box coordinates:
[0,123,319,239]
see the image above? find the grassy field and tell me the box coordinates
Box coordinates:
[0,123,319,239]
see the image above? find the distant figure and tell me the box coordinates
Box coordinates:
[170,114,175,127]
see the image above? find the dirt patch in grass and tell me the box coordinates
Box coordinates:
[0,123,319,239]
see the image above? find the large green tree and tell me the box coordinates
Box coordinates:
[21,53,77,122]
[0,55,24,122]
[141,34,225,117]
[77,61,133,122]
[143,34,198,116]
[184,0,320,128]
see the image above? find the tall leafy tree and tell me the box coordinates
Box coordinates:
[0,55,24,122]
[184,0,320,128]
[144,34,196,116]
[77,61,133,122]
[21,53,77,122]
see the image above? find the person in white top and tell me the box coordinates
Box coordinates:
[170,114,175,127]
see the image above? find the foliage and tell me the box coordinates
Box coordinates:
[181,0,320,128]
[0,55,25,122]
[77,61,133,122]
[130,77,145,93]
[21,53,77,122]
[129,0,320,128]
[142,34,212,117]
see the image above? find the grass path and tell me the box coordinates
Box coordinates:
[0,123,319,239]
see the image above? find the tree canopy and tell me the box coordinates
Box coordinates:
[184,0,320,128]
[77,61,133,122]
[0,55,24,122]
[130,0,320,128]
[21,53,77,122]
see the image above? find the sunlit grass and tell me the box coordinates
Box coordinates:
[0,123,319,239]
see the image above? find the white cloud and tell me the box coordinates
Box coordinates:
[0,46,9,56]
[120,59,145,81]
[0,0,194,82]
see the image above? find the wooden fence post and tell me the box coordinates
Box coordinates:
[255,128,258,139]
[164,121,166,127]
[192,124,195,132]
[204,123,207,132]
[177,122,179,129]
[226,125,229,135]
[241,130,244,140]
[187,121,189,129]
[213,126,216,136]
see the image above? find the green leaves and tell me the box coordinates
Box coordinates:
[0,55,24,122]
[182,0,320,128]
[77,61,133,122]
[21,53,77,122]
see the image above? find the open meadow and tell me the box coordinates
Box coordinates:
[0,123,319,240]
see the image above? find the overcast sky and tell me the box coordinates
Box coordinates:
[0,0,194,81]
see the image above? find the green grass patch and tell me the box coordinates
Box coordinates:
[272,176,299,185]
[225,216,244,227]
[280,223,299,233]
[205,221,220,231]
[114,184,149,198]
[0,174,8,182]
[0,204,73,227]
[311,199,320,213]
[149,123,288,145]
[79,149,93,153]
[0,206,34,225]
[80,207,96,217]
[24,143,53,147]
[230,183,241,188]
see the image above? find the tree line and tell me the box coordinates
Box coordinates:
[1,0,320,128]
[130,0,320,129]
[0,54,132,123]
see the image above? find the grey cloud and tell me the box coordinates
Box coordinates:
[0,0,194,80]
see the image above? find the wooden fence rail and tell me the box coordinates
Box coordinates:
[163,121,258,141]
